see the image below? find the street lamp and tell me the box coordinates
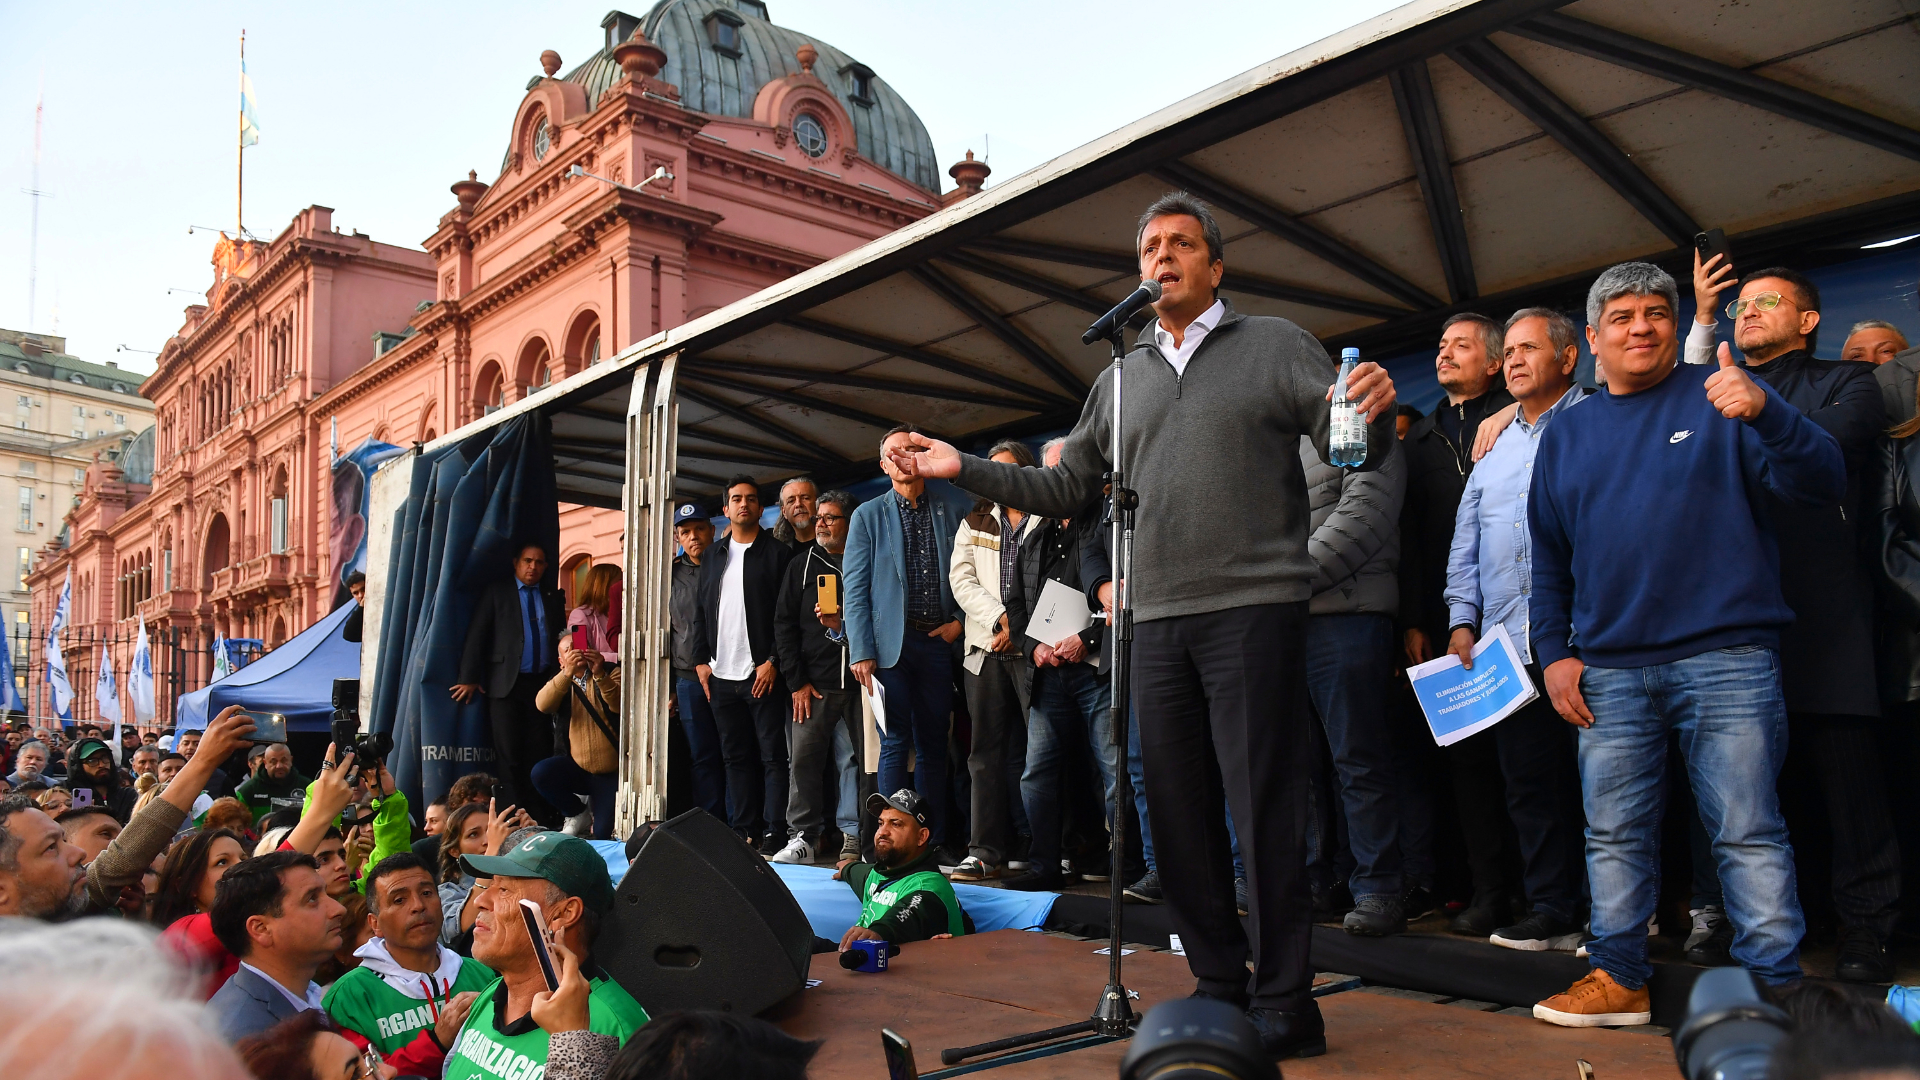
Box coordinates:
[568,163,673,193]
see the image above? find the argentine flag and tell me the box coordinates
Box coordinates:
[45,568,72,720]
[0,617,25,715]
[212,634,233,682]
[129,615,155,724]
[239,60,260,148]
[96,643,123,724]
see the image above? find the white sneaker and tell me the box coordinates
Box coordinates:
[562,811,592,837]
[770,836,813,864]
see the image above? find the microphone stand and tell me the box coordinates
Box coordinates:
[929,330,1138,1076]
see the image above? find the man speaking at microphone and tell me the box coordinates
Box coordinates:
[888,192,1397,1059]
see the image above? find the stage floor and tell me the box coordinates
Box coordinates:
[774,930,1679,1079]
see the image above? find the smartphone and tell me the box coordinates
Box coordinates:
[571,621,590,653]
[491,781,508,806]
[816,573,839,615]
[70,787,93,808]
[242,711,289,745]
[1694,228,1732,271]
[882,1029,918,1080]
[518,898,560,993]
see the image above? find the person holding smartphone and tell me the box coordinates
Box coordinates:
[442,830,647,1080]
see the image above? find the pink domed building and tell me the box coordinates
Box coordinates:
[31,2,973,724]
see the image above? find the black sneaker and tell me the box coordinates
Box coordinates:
[1234,877,1250,917]
[1401,884,1436,922]
[1450,893,1509,938]
[1312,881,1354,922]
[1835,927,1896,983]
[757,833,785,857]
[1489,911,1584,952]
[1685,917,1735,967]
[1125,871,1164,904]
[1342,896,1406,937]
[1000,868,1066,892]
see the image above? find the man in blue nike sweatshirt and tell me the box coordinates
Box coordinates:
[1525,262,1844,1029]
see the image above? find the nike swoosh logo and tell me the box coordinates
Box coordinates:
[1670,430,1693,444]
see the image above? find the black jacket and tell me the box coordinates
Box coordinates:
[64,745,136,822]
[1749,350,1885,716]
[692,530,795,675]
[670,554,703,679]
[1398,387,1515,639]
[1876,433,1920,703]
[774,542,850,692]
[1012,511,1105,680]
[459,578,568,698]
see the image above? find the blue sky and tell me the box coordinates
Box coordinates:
[0,0,1404,373]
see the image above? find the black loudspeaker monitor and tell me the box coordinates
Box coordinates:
[597,808,814,1015]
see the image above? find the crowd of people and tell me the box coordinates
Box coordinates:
[8,185,1920,1074]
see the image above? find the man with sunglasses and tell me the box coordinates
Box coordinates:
[1686,257,1895,982]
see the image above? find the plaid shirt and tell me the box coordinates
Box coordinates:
[896,491,943,623]
[998,511,1024,604]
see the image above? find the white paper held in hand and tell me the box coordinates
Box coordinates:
[1404,623,1539,746]
[1024,578,1094,645]
[863,678,888,736]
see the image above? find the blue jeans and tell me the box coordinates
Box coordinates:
[530,755,618,839]
[877,632,955,847]
[832,711,862,836]
[1578,646,1803,988]
[1304,614,1402,902]
[1130,700,1242,879]
[676,676,726,821]
[1023,662,1115,870]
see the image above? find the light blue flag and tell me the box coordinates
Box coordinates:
[129,616,155,723]
[44,568,72,720]
[239,60,260,148]
[0,616,25,714]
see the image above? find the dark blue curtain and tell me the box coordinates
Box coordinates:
[371,413,561,806]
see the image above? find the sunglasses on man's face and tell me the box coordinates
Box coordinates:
[1726,291,1788,320]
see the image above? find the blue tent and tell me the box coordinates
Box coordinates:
[175,601,359,732]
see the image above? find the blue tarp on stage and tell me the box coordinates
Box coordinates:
[175,600,361,732]
[588,841,1059,941]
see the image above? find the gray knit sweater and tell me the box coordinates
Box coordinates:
[955,303,1395,623]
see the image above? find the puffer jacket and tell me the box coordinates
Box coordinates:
[1298,435,1404,617]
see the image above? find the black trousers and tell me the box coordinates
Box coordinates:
[710,675,791,841]
[1781,712,1902,939]
[1135,602,1313,1011]
[489,671,562,826]
[1444,664,1586,920]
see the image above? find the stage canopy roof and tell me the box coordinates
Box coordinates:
[430,0,1920,507]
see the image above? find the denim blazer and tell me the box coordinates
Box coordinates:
[844,491,959,669]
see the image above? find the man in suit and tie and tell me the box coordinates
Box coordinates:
[206,850,347,1043]
[845,425,964,853]
[453,543,567,826]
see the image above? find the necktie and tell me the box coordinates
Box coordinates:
[524,586,543,671]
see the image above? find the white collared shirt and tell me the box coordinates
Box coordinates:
[1150,299,1226,378]
[240,962,324,1014]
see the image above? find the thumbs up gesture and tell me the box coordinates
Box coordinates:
[1703,341,1767,421]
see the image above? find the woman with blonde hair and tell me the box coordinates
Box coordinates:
[570,563,623,657]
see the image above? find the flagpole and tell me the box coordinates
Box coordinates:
[237,29,245,237]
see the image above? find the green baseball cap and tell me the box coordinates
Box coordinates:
[462,832,616,913]
[71,739,112,762]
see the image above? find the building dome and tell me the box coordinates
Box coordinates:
[565,4,941,193]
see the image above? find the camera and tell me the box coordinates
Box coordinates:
[839,939,897,973]
[1120,998,1278,1080]
[1673,967,1790,1080]
[329,678,391,773]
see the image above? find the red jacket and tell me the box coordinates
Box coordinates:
[160,912,238,1000]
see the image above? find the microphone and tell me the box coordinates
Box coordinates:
[1081,279,1163,345]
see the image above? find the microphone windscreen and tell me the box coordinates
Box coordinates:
[1140,279,1162,301]
[839,950,864,970]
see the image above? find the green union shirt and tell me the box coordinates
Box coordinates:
[443,969,648,1080]
[322,949,495,1056]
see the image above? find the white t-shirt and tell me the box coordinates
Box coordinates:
[710,537,755,681]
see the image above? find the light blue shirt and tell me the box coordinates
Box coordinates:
[1444,386,1590,664]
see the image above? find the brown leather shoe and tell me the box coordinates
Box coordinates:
[1533,968,1652,1027]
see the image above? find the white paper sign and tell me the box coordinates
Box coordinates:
[1025,578,1094,645]
[862,678,888,737]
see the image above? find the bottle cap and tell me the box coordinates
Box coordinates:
[1340,347,1361,360]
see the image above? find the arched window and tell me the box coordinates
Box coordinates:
[564,313,602,376]
[474,360,505,416]
[203,513,231,592]
[515,338,553,397]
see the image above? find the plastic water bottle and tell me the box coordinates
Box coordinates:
[1329,347,1367,468]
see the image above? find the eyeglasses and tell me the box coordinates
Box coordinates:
[815,513,847,524]
[350,1044,382,1080]
[1726,291,1787,320]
